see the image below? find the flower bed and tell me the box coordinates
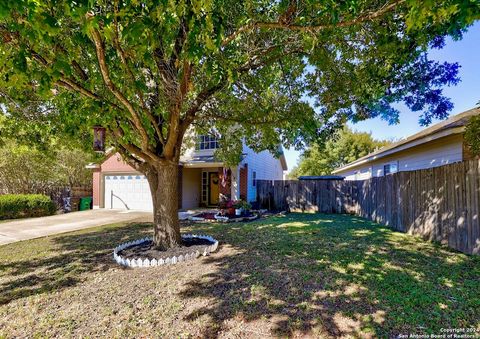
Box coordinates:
[189,211,259,223]
[113,234,219,268]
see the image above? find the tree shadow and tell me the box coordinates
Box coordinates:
[178,213,480,338]
[0,222,152,305]
[1,213,478,337]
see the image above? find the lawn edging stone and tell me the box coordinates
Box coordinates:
[113,234,219,268]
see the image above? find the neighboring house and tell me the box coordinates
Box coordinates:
[88,135,287,211]
[333,107,479,180]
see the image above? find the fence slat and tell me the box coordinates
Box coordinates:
[257,158,480,255]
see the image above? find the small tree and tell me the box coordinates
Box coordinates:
[0,141,93,193]
[289,127,390,178]
[0,1,478,249]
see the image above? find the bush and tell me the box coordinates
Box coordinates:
[465,115,480,156]
[0,194,56,220]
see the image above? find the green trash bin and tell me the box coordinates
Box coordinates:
[79,197,93,211]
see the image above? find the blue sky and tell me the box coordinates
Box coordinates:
[284,21,480,172]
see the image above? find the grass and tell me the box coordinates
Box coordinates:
[0,213,479,338]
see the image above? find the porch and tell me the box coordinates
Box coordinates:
[181,164,238,209]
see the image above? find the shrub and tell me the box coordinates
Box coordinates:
[464,115,480,156]
[0,194,56,220]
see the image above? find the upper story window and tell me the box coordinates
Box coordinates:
[252,171,257,187]
[196,135,220,150]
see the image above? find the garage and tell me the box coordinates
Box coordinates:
[104,174,153,211]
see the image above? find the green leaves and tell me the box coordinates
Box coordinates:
[464,115,480,156]
[0,1,10,20]
[405,0,480,32]
[0,0,477,167]
[291,127,391,177]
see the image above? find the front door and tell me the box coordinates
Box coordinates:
[209,172,220,205]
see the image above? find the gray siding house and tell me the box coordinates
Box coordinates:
[333,108,479,180]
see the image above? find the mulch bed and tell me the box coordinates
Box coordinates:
[117,237,214,260]
[191,211,259,222]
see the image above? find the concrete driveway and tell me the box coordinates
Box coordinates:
[0,209,152,246]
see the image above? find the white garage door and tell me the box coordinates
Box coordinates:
[104,174,153,211]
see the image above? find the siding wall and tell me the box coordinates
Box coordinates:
[182,168,201,209]
[241,144,285,202]
[338,134,464,180]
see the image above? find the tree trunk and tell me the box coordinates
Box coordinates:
[147,162,182,250]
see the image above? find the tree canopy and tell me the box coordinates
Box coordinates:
[1,0,478,248]
[288,127,391,178]
[1,0,478,163]
[0,140,94,193]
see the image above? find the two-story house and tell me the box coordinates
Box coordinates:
[88,135,287,211]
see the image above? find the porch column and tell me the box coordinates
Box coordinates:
[239,164,248,200]
[230,166,240,200]
[92,169,101,209]
[178,165,183,209]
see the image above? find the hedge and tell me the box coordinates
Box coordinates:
[0,194,56,220]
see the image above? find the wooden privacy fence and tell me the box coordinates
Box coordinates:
[257,158,480,255]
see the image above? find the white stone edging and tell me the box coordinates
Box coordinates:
[113,234,219,268]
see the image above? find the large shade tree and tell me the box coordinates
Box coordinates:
[0,0,478,249]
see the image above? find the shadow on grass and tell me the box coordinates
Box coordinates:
[178,213,480,337]
[0,213,478,337]
[0,222,152,305]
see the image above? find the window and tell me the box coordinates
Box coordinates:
[196,135,220,150]
[252,171,257,187]
[383,162,398,176]
[391,163,398,173]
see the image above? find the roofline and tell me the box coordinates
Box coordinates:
[332,107,479,174]
[85,163,100,169]
[182,161,224,168]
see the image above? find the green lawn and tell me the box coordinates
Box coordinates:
[0,213,479,338]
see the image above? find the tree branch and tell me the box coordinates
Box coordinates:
[199,111,286,125]
[111,13,164,145]
[109,122,160,164]
[222,0,405,46]
[88,23,154,156]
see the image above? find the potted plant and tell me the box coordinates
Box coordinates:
[233,200,251,216]
[240,200,252,213]
[233,200,243,216]
[218,197,235,216]
[226,200,235,215]
[238,200,252,216]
